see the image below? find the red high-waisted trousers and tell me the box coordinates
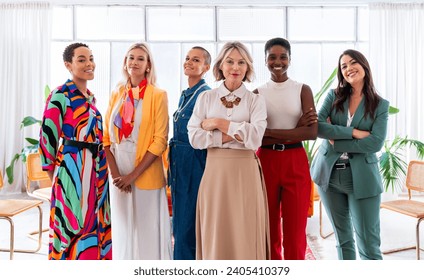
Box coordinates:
[257,145,311,260]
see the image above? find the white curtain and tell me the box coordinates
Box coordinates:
[369,3,424,143]
[0,3,51,195]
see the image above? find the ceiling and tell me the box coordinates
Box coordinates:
[2,0,424,6]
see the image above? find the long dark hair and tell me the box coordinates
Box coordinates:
[333,49,381,119]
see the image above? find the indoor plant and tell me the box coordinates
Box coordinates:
[379,135,424,193]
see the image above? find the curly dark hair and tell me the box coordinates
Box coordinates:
[264,37,291,56]
[63,42,89,63]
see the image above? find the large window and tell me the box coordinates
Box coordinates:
[51,5,368,127]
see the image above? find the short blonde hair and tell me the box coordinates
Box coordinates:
[213,41,255,82]
[122,42,157,86]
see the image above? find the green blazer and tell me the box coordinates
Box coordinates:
[310,89,389,199]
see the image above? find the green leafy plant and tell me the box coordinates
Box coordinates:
[5,85,50,184]
[380,136,424,193]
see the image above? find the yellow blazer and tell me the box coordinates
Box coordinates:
[103,83,169,190]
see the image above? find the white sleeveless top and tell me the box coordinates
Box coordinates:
[257,79,303,129]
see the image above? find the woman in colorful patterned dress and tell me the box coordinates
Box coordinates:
[39,42,112,260]
[103,42,172,260]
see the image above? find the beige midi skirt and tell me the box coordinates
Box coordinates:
[196,148,270,260]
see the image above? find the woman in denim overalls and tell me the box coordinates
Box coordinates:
[168,46,211,260]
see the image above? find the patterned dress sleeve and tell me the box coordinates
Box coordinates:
[39,90,67,171]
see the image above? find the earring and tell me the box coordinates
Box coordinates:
[124,65,127,70]
[146,68,150,73]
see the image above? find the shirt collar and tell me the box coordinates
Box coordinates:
[64,79,95,104]
[268,78,291,88]
[183,79,207,97]
[217,82,247,99]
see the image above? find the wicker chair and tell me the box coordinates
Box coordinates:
[25,153,51,240]
[0,170,43,259]
[380,160,424,260]
[26,153,52,203]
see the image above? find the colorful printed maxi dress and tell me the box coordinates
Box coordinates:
[39,80,112,260]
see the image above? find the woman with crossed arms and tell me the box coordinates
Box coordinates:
[188,41,270,260]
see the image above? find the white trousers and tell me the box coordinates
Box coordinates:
[110,142,172,260]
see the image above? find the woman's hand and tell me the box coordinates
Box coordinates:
[326,117,334,145]
[263,128,271,137]
[222,133,233,143]
[352,128,370,139]
[201,118,233,142]
[201,118,218,131]
[296,107,317,127]
[113,174,135,193]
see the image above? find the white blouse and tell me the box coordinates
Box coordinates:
[257,79,303,129]
[340,109,355,160]
[188,82,267,151]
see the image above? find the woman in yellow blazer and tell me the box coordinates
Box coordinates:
[103,42,172,260]
[310,49,389,260]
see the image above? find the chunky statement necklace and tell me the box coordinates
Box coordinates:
[220,96,241,108]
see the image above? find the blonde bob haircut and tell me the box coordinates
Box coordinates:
[122,42,157,86]
[213,41,255,82]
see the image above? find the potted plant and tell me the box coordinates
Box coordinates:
[5,85,50,184]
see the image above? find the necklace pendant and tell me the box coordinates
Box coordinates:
[221,96,241,109]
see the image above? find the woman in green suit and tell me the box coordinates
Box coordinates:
[310,49,389,260]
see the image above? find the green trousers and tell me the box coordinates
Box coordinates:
[318,164,382,260]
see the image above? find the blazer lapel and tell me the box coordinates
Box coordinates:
[136,84,154,162]
[332,100,349,126]
[350,97,365,128]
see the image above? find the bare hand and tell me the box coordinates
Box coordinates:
[222,133,233,143]
[201,118,217,131]
[353,128,370,139]
[324,117,335,145]
[296,108,317,127]
[263,128,272,137]
[113,174,134,193]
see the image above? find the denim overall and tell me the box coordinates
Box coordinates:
[168,79,210,260]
